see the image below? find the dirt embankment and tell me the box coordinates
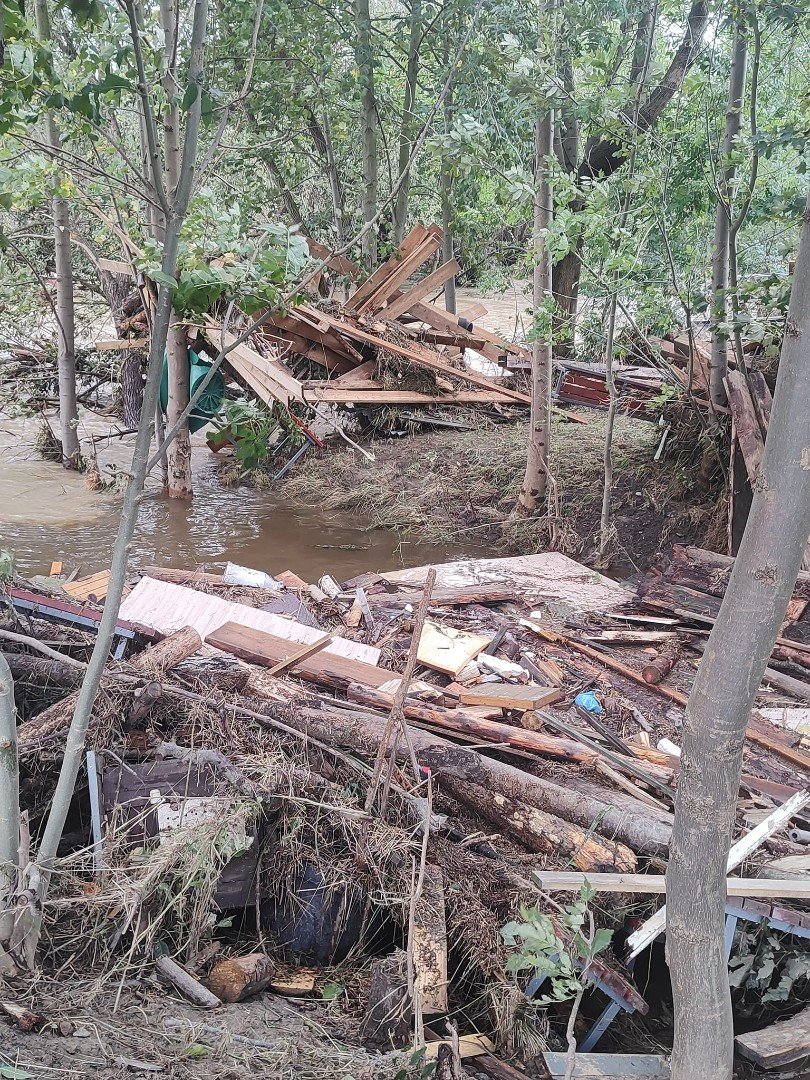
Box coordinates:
[280,414,725,573]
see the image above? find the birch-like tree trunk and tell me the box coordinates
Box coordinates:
[518,104,553,511]
[392,0,422,246]
[708,19,748,408]
[15,0,210,964]
[0,656,18,954]
[355,0,378,265]
[667,191,810,1080]
[33,0,80,469]
[160,0,193,499]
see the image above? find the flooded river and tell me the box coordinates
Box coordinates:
[0,410,487,582]
[0,285,527,581]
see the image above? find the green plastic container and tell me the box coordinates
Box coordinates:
[159,349,226,434]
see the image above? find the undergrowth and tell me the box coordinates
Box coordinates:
[280,413,724,566]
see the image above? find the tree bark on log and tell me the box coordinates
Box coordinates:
[208,953,275,1002]
[128,626,202,675]
[439,776,637,873]
[2,653,83,688]
[283,704,672,859]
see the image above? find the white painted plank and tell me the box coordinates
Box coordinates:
[381,553,632,616]
[626,789,810,958]
[543,1052,669,1078]
[119,577,380,665]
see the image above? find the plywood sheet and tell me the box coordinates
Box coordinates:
[382,552,632,616]
[119,577,379,665]
[417,620,490,676]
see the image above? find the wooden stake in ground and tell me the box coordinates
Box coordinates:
[667,192,810,1080]
[364,568,437,811]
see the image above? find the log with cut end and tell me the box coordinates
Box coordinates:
[440,776,637,873]
[128,625,202,674]
[281,704,672,859]
[208,953,275,1002]
[642,638,682,685]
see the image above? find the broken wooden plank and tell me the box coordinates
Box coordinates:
[735,1006,810,1069]
[626,789,810,958]
[423,1034,496,1061]
[366,584,515,608]
[347,224,431,311]
[356,233,444,314]
[302,388,522,405]
[207,622,392,690]
[532,872,810,899]
[459,684,566,712]
[205,319,305,403]
[417,620,491,677]
[302,236,363,280]
[98,257,135,276]
[95,338,148,351]
[412,865,448,1016]
[725,370,765,484]
[381,259,461,321]
[267,634,333,676]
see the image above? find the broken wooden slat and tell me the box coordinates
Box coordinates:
[381,259,461,321]
[625,789,810,958]
[346,224,431,311]
[302,236,363,280]
[98,257,135,276]
[49,561,63,576]
[423,1034,496,1061]
[459,684,565,712]
[267,634,333,676]
[725,370,765,484]
[532,872,810,899]
[330,360,378,387]
[748,369,773,435]
[302,388,522,405]
[356,233,444,315]
[206,320,305,403]
[735,1006,810,1070]
[412,865,448,1016]
[207,622,392,690]
[366,584,515,608]
[95,338,148,351]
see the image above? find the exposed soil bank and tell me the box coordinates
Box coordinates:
[280,414,725,573]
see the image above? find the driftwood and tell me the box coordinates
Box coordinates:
[155,955,221,1008]
[208,953,275,1002]
[128,625,202,675]
[440,776,637,873]
[283,704,673,859]
[2,653,83,688]
[642,638,682,685]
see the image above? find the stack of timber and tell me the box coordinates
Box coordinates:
[4,546,810,1073]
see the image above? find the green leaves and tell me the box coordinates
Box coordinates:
[180,82,199,111]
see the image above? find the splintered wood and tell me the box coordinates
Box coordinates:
[412,865,448,1016]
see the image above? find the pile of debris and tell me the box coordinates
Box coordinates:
[1,545,809,1076]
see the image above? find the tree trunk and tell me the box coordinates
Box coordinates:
[355,0,377,265]
[667,192,810,1080]
[165,319,192,499]
[307,111,347,245]
[20,0,211,962]
[33,0,80,469]
[709,20,748,408]
[440,34,456,314]
[283,705,673,858]
[391,0,422,246]
[439,776,636,872]
[518,102,554,511]
[160,0,192,500]
[0,657,19,949]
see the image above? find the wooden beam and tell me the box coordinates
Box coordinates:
[98,257,135,276]
[302,388,523,405]
[95,338,148,351]
[267,634,333,676]
[725,370,765,484]
[347,224,431,311]
[355,233,444,314]
[532,872,810,899]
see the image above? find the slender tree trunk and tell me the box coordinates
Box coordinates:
[159,0,192,499]
[667,192,810,1080]
[33,0,80,469]
[440,33,456,314]
[307,111,347,245]
[0,656,18,951]
[17,0,210,963]
[392,0,422,246]
[355,0,378,265]
[709,20,748,408]
[518,90,553,511]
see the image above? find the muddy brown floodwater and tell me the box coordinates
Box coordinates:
[0,410,490,582]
